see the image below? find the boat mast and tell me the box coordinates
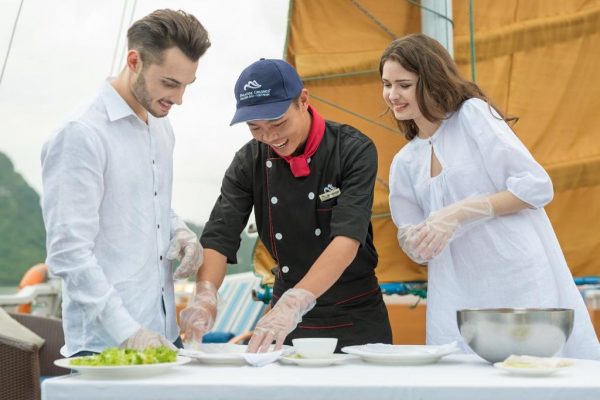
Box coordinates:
[420,0,453,57]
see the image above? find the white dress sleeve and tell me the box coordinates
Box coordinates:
[389,150,425,228]
[42,121,140,345]
[458,98,553,208]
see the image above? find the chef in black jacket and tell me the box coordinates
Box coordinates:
[179,59,392,352]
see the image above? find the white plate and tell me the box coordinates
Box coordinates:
[279,354,354,367]
[341,344,459,365]
[54,356,191,377]
[180,343,291,365]
[493,362,572,377]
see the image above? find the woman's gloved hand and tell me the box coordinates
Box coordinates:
[397,225,429,264]
[168,228,204,280]
[179,281,218,344]
[411,196,495,261]
[247,288,316,353]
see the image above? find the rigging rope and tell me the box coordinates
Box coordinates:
[405,0,454,25]
[111,0,138,75]
[0,0,25,89]
[310,93,402,135]
[303,69,378,82]
[110,0,130,76]
[351,0,397,39]
[469,0,477,82]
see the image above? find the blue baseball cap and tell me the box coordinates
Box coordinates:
[230,58,303,126]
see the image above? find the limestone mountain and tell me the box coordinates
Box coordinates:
[0,152,46,285]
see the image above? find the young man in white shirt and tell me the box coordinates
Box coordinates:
[42,9,210,357]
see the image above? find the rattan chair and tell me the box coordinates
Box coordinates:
[0,313,66,400]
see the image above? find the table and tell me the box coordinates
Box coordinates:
[42,354,600,400]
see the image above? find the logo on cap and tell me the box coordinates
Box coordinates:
[230,59,303,126]
[243,80,262,91]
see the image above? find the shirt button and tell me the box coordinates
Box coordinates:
[307,157,312,164]
[266,160,272,168]
[275,233,283,240]
[152,160,155,164]
[154,191,157,196]
[315,228,321,236]
[160,256,163,261]
[157,224,160,229]
[271,196,278,204]
[281,266,289,273]
[308,192,315,200]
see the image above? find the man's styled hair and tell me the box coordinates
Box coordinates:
[127,9,211,66]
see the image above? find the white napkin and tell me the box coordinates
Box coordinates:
[243,349,290,367]
[362,341,459,355]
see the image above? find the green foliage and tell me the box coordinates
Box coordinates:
[182,221,257,276]
[0,152,46,285]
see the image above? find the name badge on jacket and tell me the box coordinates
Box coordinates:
[319,185,341,202]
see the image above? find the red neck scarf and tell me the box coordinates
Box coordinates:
[273,105,325,178]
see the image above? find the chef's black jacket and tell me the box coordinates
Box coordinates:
[201,115,392,350]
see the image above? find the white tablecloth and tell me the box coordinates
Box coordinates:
[42,354,600,400]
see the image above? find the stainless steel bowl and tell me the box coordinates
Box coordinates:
[457,308,574,363]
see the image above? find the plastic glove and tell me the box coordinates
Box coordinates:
[168,228,203,280]
[397,225,428,265]
[247,288,316,353]
[121,328,176,350]
[178,281,218,344]
[411,196,494,260]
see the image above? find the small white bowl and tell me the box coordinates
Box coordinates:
[292,338,338,359]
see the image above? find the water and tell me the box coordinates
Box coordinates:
[0,286,18,295]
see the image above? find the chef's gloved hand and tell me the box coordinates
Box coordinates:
[121,328,176,350]
[397,225,429,265]
[247,288,316,353]
[179,281,218,344]
[168,228,203,280]
[411,196,495,260]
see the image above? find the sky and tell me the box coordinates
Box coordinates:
[0,0,289,226]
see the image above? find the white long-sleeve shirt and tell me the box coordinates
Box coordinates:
[42,80,186,356]
[389,98,600,360]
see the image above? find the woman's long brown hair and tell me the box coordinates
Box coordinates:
[379,33,515,140]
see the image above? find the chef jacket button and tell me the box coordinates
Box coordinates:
[271,196,278,204]
[275,233,283,240]
[282,266,289,273]
[266,160,272,168]
[315,228,321,236]
[308,192,315,200]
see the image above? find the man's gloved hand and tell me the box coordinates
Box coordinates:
[397,225,429,264]
[247,288,316,353]
[411,196,495,261]
[121,328,176,350]
[179,281,218,344]
[168,228,203,280]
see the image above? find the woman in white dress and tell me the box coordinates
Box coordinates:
[381,33,599,359]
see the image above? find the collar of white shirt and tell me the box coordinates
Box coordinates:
[101,78,137,122]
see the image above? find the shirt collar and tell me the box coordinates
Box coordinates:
[100,78,137,122]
